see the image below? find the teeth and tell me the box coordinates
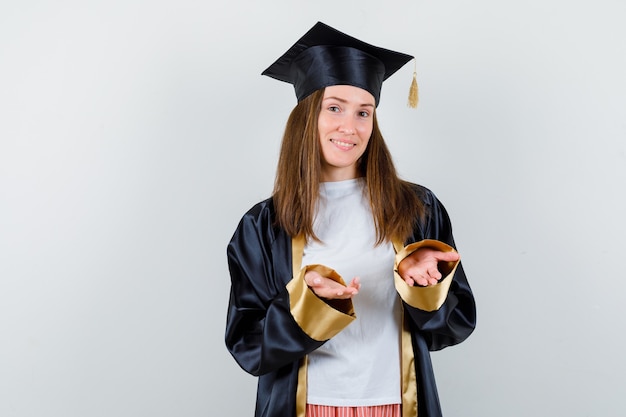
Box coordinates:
[331,139,355,147]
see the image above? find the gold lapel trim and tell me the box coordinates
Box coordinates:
[292,234,307,417]
[394,238,419,417]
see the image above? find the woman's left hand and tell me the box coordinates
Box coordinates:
[397,247,460,287]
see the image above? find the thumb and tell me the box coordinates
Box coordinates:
[437,251,460,262]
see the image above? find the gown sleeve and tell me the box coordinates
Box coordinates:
[397,187,477,352]
[225,200,354,376]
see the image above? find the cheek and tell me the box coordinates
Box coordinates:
[357,120,374,137]
[317,115,333,136]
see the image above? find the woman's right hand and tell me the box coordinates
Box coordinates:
[304,270,360,299]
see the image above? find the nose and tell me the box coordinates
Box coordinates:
[338,118,356,135]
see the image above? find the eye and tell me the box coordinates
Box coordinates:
[358,110,370,118]
[328,105,340,112]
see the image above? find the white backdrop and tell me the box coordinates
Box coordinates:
[1,1,625,416]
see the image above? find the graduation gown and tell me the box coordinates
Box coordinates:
[225,184,476,417]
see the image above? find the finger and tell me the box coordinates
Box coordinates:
[335,288,359,299]
[315,287,349,299]
[418,272,438,286]
[305,271,323,287]
[437,251,460,262]
[420,269,438,286]
[343,285,359,295]
[428,266,442,281]
[414,277,428,286]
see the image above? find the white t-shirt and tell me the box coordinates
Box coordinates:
[303,178,402,406]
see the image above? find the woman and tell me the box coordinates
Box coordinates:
[225,22,476,417]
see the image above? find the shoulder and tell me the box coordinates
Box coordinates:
[235,196,277,232]
[241,196,275,219]
[231,197,284,244]
[402,181,438,205]
[401,182,457,243]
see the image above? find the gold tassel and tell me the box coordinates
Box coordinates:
[407,60,419,108]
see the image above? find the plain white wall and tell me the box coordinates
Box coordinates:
[1,1,625,416]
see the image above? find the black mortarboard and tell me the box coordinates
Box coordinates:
[262,21,416,107]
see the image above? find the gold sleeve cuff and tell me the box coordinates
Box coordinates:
[393,239,459,312]
[286,264,356,341]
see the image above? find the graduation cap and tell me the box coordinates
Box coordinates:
[262,21,419,108]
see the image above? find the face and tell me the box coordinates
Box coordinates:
[317,85,375,182]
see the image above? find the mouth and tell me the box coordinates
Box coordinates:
[330,139,356,148]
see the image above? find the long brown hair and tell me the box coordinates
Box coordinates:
[272,88,425,244]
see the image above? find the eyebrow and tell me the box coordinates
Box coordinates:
[323,96,375,108]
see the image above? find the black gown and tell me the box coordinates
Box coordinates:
[225,183,476,417]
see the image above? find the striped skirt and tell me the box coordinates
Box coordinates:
[305,404,401,417]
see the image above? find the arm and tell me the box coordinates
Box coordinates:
[396,190,477,351]
[224,202,355,376]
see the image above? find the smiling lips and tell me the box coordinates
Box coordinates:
[330,138,356,149]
